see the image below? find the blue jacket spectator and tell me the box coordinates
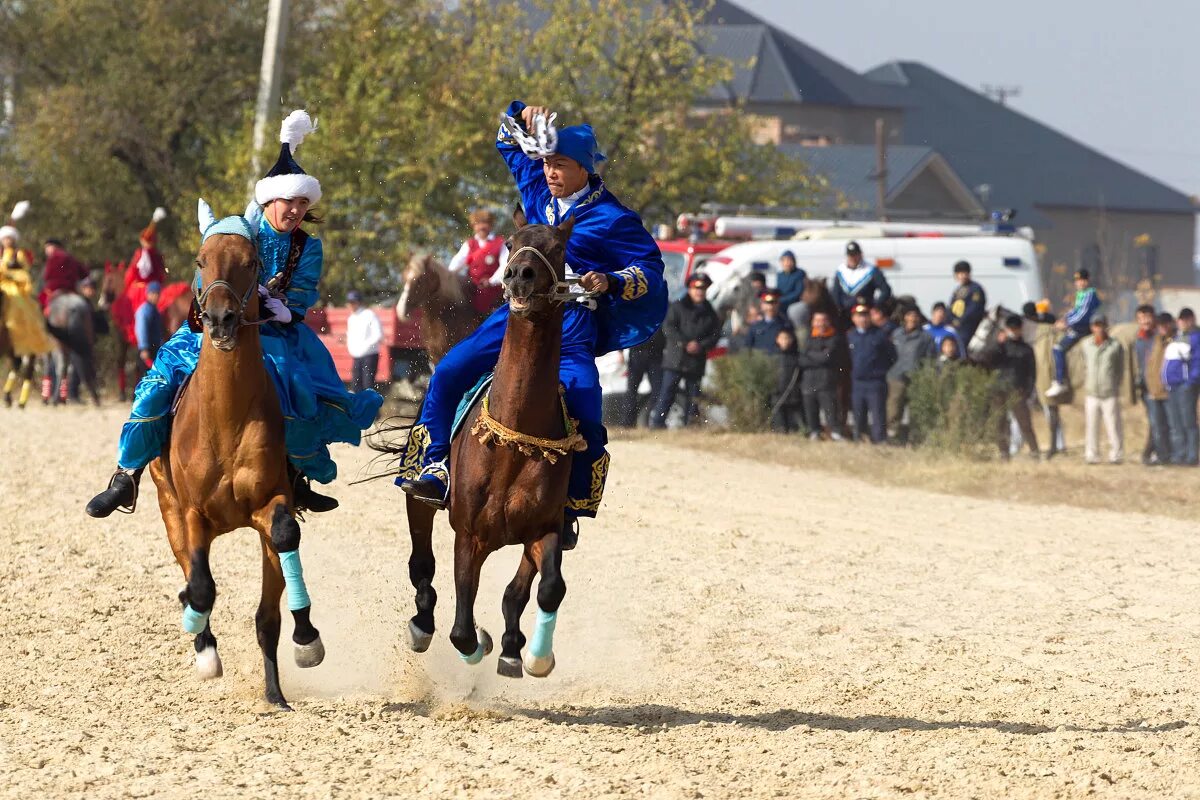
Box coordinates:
[134,282,164,363]
[847,321,897,382]
[774,250,807,313]
[1048,270,1102,396]
[1161,325,1200,389]
[924,301,963,351]
[744,290,792,354]
[832,241,892,318]
[949,260,987,344]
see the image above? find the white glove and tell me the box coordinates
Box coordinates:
[498,111,558,158]
[258,285,293,324]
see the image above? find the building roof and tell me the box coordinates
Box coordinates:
[694,1,898,108]
[785,144,984,216]
[865,60,1196,219]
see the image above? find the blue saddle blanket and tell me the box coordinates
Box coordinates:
[452,373,493,440]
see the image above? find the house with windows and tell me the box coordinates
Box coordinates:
[693,0,1198,304]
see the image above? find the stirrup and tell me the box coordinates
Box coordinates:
[289,467,338,514]
[401,462,448,510]
[86,469,139,517]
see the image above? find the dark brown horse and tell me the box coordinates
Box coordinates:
[395,253,481,368]
[404,213,580,678]
[149,220,323,708]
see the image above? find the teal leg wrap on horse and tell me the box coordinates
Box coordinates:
[279,550,311,611]
[460,640,486,665]
[181,604,210,635]
[528,608,558,659]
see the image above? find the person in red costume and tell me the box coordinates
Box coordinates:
[447,208,508,315]
[123,207,168,321]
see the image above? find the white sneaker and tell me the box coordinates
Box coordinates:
[1045,381,1067,398]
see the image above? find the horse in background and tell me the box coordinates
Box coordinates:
[100,262,191,400]
[45,291,100,406]
[395,253,481,367]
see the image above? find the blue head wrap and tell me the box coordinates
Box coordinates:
[554,124,606,174]
[146,281,162,294]
[197,198,256,244]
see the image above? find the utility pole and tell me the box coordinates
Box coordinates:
[252,0,291,177]
[981,84,1021,106]
[874,118,888,221]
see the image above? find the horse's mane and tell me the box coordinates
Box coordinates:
[407,253,465,304]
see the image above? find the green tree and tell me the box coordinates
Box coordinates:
[0,0,275,268]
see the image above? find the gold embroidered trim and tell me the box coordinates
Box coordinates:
[398,424,430,480]
[470,394,586,463]
[618,266,648,301]
[566,451,610,512]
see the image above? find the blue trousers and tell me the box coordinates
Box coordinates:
[1144,396,1170,463]
[1052,328,1086,383]
[404,305,609,518]
[1165,384,1198,465]
[851,379,887,443]
[650,369,701,428]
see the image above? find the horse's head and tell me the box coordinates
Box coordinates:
[397,253,461,322]
[502,207,573,319]
[194,201,261,351]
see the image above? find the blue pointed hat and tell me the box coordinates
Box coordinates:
[555,124,606,174]
[254,110,323,206]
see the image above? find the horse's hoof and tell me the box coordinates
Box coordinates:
[408,620,434,653]
[497,656,523,679]
[523,652,555,678]
[459,628,493,665]
[195,645,223,680]
[294,635,325,668]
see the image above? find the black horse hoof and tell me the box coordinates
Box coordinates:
[497,656,523,678]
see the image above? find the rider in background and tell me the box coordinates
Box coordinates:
[447,209,508,316]
[0,202,55,405]
[832,241,892,328]
[400,99,667,549]
[1045,269,1101,398]
[86,110,383,519]
[134,281,164,380]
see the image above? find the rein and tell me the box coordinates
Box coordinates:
[506,245,599,310]
[192,257,266,329]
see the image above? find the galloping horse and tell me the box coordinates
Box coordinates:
[395,253,482,368]
[401,214,581,677]
[149,215,323,708]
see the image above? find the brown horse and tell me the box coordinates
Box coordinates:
[100,264,191,400]
[395,253,481,367]
[403,213,579,678]
[149,220,323,708]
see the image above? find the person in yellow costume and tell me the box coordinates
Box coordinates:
[0,201,55,407]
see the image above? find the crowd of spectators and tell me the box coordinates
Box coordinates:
[622,240,1200,467]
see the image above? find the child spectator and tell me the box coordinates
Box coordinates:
[937,335,961,371]
[924,302,962,352]
[797,310,845,440]
[770,328,803,433]
[1047,269,1101,398]
[134,281,164,378]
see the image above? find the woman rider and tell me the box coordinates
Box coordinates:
[0,201,54,407]
[86,110,383,517]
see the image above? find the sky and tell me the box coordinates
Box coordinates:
[736,0,1200,201]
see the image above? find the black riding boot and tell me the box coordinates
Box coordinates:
[290,465,338,513]
[85,468,142,518]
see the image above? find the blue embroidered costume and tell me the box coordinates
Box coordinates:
[117,208,382,483]
[87,109,383,521]
[398,100,667,517]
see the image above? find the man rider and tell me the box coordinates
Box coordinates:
[398,100,667,550]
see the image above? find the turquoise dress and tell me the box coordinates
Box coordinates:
[117,216,383,483]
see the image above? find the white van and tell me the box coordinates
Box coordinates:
[702,233,1043,316]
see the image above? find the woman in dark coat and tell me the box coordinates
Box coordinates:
[649,274,722,428]
[796,309,846,439]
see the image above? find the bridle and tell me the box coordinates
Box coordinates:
[192,255,266,329]
[506,245,598,310]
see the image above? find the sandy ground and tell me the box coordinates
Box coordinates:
[1,404,1198,799]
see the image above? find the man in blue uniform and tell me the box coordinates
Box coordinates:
[832,241,892,327]
[744,289,791,353]
[949,260,986,346]
[846,303,896,443]
[1046,269,1101,398]
[399,100,667,549]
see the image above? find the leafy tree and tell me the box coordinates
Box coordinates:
[0,0,273,268]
